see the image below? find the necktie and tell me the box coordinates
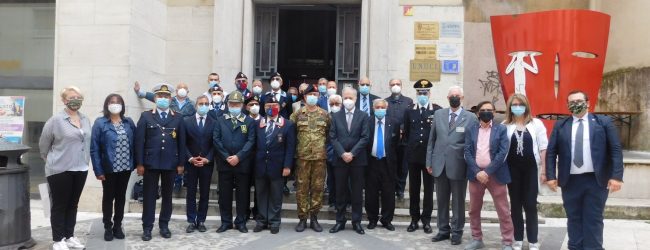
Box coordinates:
[574,119,584,167]
[377,120,384,159]
[362,95,368,114]
[346,112,353,131]
[449,112,457,130]
[232,117,238,128]
[420,107,425,115]
[161,111,167,120]
[266,120,275,145]
[199,116,204,130]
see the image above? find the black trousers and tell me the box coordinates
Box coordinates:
[142,169,175,230]
[334,164,364,223]
[408,163,434,224]
[101,171,131,229]
[185,163,214,224]
[47,170,87,241]
[365,157,396,223]
[507,161,539,242]
[435,168,467,237]
[395,145,408,195]
[218,170,250,226]
[326,160,336,205]
[255,176,284,228]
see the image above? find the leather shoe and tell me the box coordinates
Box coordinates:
[295,219,307,232]
[352,222,365,235]
[197,222,207,232]
[367,221,377,229]
[407,221,419,232]
[329,223,345,233]
[310,215,323,232]
[235,224,248,233]
[431,233,450,242]
[423,223,433,234]
[270,227,280,234]
[253,224,267,232]
[216,224,233,233]
[186,223,196,233]
[451,235,462,245]
[113,226,125,239]
[381,221,395,231]
[141,230,152,241]
[104,228,114,241]
[159,227,171,238]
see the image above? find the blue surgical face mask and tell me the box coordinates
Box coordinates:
[374,109,387,119]
[291,95,297,102]
[511,105,526,116]
[209,80,219,88]
[229,107,241,116]
[318,85,327,94]
[359,85,370,95]
[306,95,318,106]
[197,104,209,116]
[417,95,429,106]
[156,98,170,109]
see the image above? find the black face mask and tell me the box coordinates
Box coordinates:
[449,96,461,108]
[478,111,494,123]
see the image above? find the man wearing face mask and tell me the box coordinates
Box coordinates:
[213,91,256,234]
[207,86,228,120]
[293,83,309,112]
[203,73,229,102]
[326,94,343,208]
[384,78,413,200]
[228,72,253,101]
[325,81,338,110]
[356,77,380,116]
[252,79,264,100]
[426,85,477,245]
[263,72,293,119]
[403,79,441,234]
[316,78,330,110]
[290,85,331,233]
[134,82,196,117]
[244,96,262,221]
[135,83,186,241]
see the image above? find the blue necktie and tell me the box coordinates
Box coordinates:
[362,95,369,114]
[377,120,384,159]
[161,111,167,120]
[199,116,204,130]
[574,119,584,167]
[266,120,275,145]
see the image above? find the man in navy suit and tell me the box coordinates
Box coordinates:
[213,91,257,233]
[135,83,186,241]
[355,77,380,116]
[263,72,293,119]
[328,87,370,235]
[252,97,297,234]
[546,90,624,250]
[182,95,215,233]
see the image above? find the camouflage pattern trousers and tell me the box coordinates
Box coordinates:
[295,159,327,220]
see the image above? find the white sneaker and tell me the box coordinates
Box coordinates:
[512,241,523,250]
[52,239,69,250]
[529,242,541,250]
[65,237,85,249]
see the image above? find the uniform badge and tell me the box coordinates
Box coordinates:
[171,129,177,139]
[241,125,248,134]
[277,133,283,143]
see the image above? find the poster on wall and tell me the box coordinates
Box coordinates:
[0,96,25,143]
[410,59,441,81]
[415,44,437,59]
[440,22,462,38]
[414,22,439,40]
[442,60,460,74]
[437,42,459,58]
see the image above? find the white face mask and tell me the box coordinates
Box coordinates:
[250,105,260,115]
[108,104,122,114]
[270,80,281,89]
[177,88,188,98]
[330,105,341,113]
[212,95,222,103]
[391,85,401,94]
[343,99,355,110]
[252,86,263,95]
[327,88,337,96]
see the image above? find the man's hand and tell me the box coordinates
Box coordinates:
[540,172,547,183]
[476,171,489,184]
[282,168,291,177]
[177,166,184,175]
[227,155,240,166]
[426,166,433,175]
[96,175,105,181]
[342,152,354,163]
[137,165,145,176]
[547,180,558,192]
[199,157,209,166]
[190,157,202,167]
[607,179,623,193]
[134,81,141,94]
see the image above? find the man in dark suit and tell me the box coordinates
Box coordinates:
[546,90,624,250]
[262,72,293,119]
[230,72,253,100]
[213,91,257,233]
[252,97,297,234]
[365,99,399,231]
[135,83,186,241]
[404,79,442,234]
[426,85,478,245]
[316,77,330,110]
[328,87,370,235]
[356,77,380,116]
[182,95,215,233]
[385,78,413,199]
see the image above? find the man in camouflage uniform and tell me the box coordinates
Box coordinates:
[290,84,330,233]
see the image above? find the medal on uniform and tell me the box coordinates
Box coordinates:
[241,125,248,134]
[171,129,177,138]
[278,133,283,143]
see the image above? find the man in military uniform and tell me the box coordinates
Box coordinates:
[135,83,186,241]
[133,81,196,117]
[207,86,227,121]
[403,79,442,234]
[385,78,414,199]
[213,91,256,233]
[290,85,331,232]
[230,72,253,100]
[263,72,293,119]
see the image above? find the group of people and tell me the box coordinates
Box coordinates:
[39,71,624,250]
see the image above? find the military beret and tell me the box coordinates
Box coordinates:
[263,93,279,104]
[235,72,248,80]
[208,85,223,93]
[270,72,282,80]
[245,95,261,105]
[304,84,319,94]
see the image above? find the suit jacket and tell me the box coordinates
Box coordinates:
[262,90,293,119]
[404,103,442,164]
[367,117,400,168]
[135,109,186,170]
[426,107,478,180]
[182,115,216,163]
[207,102,227,121]
[254,117,297,179]
[464,122,511,185]
[329,108,370,167]
[546,113,624,187]
[212,114,256,173]
[356,93,380,116]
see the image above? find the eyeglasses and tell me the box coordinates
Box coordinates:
[272,77,282,81]
[359,83,370,86]
[511,104,526,107]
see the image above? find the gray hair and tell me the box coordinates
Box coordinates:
[196,95,209,104]
[448,85,464,96]
[389,78,402,85]
[329,94,342,103]
[342,86,358,96]
[373,98,388,107]
[318,77,328,83]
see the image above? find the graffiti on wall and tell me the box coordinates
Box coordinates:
[478,70,502,104]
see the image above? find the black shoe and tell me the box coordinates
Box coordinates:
[235,224,248,233]
[423,223,433,234]
[451,235,462,245]
[381,221,395,231]
[310,215,322,232]
[160,227,172,238]
[141,230,152,241]
[104,228,114,241]
[431,233,450,242]
[352,222,365,235]
[216,224,233,233]
[270,227,279,234]
[197,222,207,232]
[367,221,377,229]
[329,223,345,233]
[186,223,196,233]
[113,226,125,239]
[283,185,290,194]
[407,221,419,232]
[295,219,307,232]
[396,192,405,200]
[253,224,267,233]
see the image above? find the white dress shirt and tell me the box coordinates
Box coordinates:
[570,113,594,174]
[448,107,463,123]
[195,113,206,126]
[371,117,386,158]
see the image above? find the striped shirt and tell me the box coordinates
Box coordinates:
[39,110,91,177]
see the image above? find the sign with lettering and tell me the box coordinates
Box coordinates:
[414,22,439,40]
[410,59,441,81]
[415,44,437,59]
